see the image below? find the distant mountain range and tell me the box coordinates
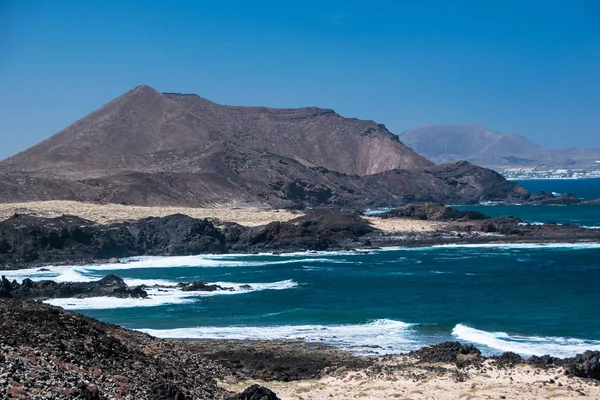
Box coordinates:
[0,86,526,208]
[399,125,600,171]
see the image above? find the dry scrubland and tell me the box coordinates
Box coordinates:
[228,358,600,400]
[0,200,439,232]
[0,201,300,226]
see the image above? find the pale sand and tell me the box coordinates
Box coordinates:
[0,201,437,232]
[0,201,300,226]
[223,357,600,399]
[363,216,439,233]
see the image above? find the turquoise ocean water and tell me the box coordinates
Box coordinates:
[5,179,600,358]
[454,179,600,227]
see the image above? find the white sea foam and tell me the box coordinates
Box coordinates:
[5,255,346,281]
[452,324,600,358]
[43,279,298,310]
[436,242,600,250]
[380,242,600,252]
[0,254,346,284]
[98,255,348,269]
[1,265,94,283]
[139,319,418,355]
[122,278,177,287]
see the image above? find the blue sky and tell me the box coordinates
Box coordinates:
[1,0,599,160]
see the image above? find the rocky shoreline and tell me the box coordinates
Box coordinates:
[1,205,599,271]
[1,300,599,399]
[1,203,599,398]
[0,274,254,301]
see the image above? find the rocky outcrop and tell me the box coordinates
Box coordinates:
[227,384,280,400]
[177,281,234,292]
[225,209,376,253]
[0,211,376,269]
[0,274,147,300]
[526,351,600,381]
[408,342,481,364]
[491,352,524,368]
[526,191,582,205]
[380,203,489,221]
[185,340,368,382]
[0,299,230,399]
[564,351,600,380]
[2,210,600,270]
[0,213,227,269]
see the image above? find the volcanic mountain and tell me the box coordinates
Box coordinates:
[0,86,526,207]
[399,124,600,170]
[399,125,542,167]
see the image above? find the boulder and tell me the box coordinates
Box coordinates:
[564,351,600,380]
[409,341,481,364]
[229,384,280,400]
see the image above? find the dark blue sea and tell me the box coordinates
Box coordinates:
[6,179,600,358]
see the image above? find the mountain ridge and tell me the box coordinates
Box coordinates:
[0,86,527,208]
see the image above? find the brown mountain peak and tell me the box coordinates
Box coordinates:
[0,88,525,207]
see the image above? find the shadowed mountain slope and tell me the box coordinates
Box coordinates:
[0,86,527,208]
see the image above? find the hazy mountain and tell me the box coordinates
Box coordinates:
[399,125,542,166]
[0,86,526,207]
[399,124,600,170]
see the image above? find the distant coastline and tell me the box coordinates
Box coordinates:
[506,176,600,181]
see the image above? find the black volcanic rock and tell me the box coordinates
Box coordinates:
[177,281,234,292]
[227,209,376,252]
[527,191,582,205]
[0,274,148,300]
[0,299,228,399]
[0,211,378,268]
[0,213,227,268]
[228,384,280,400]
[565,351,600,380]
[526,351,600,381]
[492,352,524,368]
[0,85,528,208]
[409,341,481,364]
[380,203,489,221]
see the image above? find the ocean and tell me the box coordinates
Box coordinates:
[5,179,600,358]
[454,178,600,228]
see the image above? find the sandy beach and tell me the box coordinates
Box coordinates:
[223,357,600,399]
[0,200,438,232]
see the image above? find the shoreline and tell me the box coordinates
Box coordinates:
[1,200,600,271]
[3,300,599,399]
[2,200,600,398]
[183,338,600,399]
[2,236,600,272]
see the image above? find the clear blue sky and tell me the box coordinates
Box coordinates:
[1,0,599,160]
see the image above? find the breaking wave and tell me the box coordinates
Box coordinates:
[452,324,600,358]
[43,279,298,310]
[139,319,418,355]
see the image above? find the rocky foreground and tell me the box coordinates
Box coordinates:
[0,299,230,399]
[1,205,600,270]
[1,300,600,399]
